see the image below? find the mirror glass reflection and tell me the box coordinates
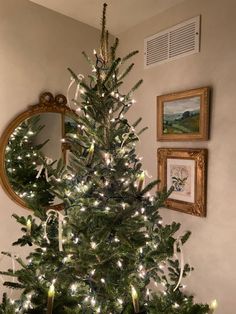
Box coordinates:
[5,113,63,207]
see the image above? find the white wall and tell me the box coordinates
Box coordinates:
[119,0,236,313]
[0,0,100,296]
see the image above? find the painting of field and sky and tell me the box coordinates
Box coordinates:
[157,87,209,141]
[163,96,201,134]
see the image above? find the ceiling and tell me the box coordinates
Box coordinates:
[29,0,186,35]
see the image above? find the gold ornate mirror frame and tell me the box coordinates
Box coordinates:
[0,92,77,210]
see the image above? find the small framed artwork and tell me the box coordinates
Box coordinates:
[157,87,210,141]
[157,148,207,217]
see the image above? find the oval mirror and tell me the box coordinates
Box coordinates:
[0,92,78,210]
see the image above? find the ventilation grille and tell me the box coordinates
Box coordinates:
[144,16,200,68]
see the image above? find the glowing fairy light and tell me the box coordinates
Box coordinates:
[209,300,218,313]
[114,237,120,243]
[91,242,97,249]
[91,297,96,306]
[90,269,96,275]
[70,283,77,293]
[117,298,123,305]
[117,260,122,268]
[173,303,180,308]
[74,237,79,244]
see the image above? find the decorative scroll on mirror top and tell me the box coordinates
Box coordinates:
[0,92,78,211]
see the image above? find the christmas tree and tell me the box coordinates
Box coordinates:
[0,4,216,314]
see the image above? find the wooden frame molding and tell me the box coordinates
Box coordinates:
[157,148,208,217]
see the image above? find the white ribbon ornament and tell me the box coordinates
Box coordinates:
[173,238,185,291]
[121,129,139,148]
[67,74,84,109]
[44,210,68,252]
[36,157,53,182]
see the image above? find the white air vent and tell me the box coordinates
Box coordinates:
[144,16,200,68]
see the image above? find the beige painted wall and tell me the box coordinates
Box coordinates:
[119,0,236,313]
[0,0,100,296]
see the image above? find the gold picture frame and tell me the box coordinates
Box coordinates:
[157,148,207,217]
[157,87,210,141]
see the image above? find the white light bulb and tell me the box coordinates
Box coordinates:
[209,299,218,311]
[117,299,123,305]
[91,242,97,249]
[159,264,164,269]
[71,283,77,292]
[117,260,122,268]
[74,238,79,244]
[91,297,96,306]
[173,303,179,308]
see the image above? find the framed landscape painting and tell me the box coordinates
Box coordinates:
[157,148,207,217]
[157,87,210,141]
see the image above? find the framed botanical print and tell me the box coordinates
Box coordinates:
[157,148,207,217]
[157,87,210,141]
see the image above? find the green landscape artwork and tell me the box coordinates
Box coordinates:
[163,96,201,134]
